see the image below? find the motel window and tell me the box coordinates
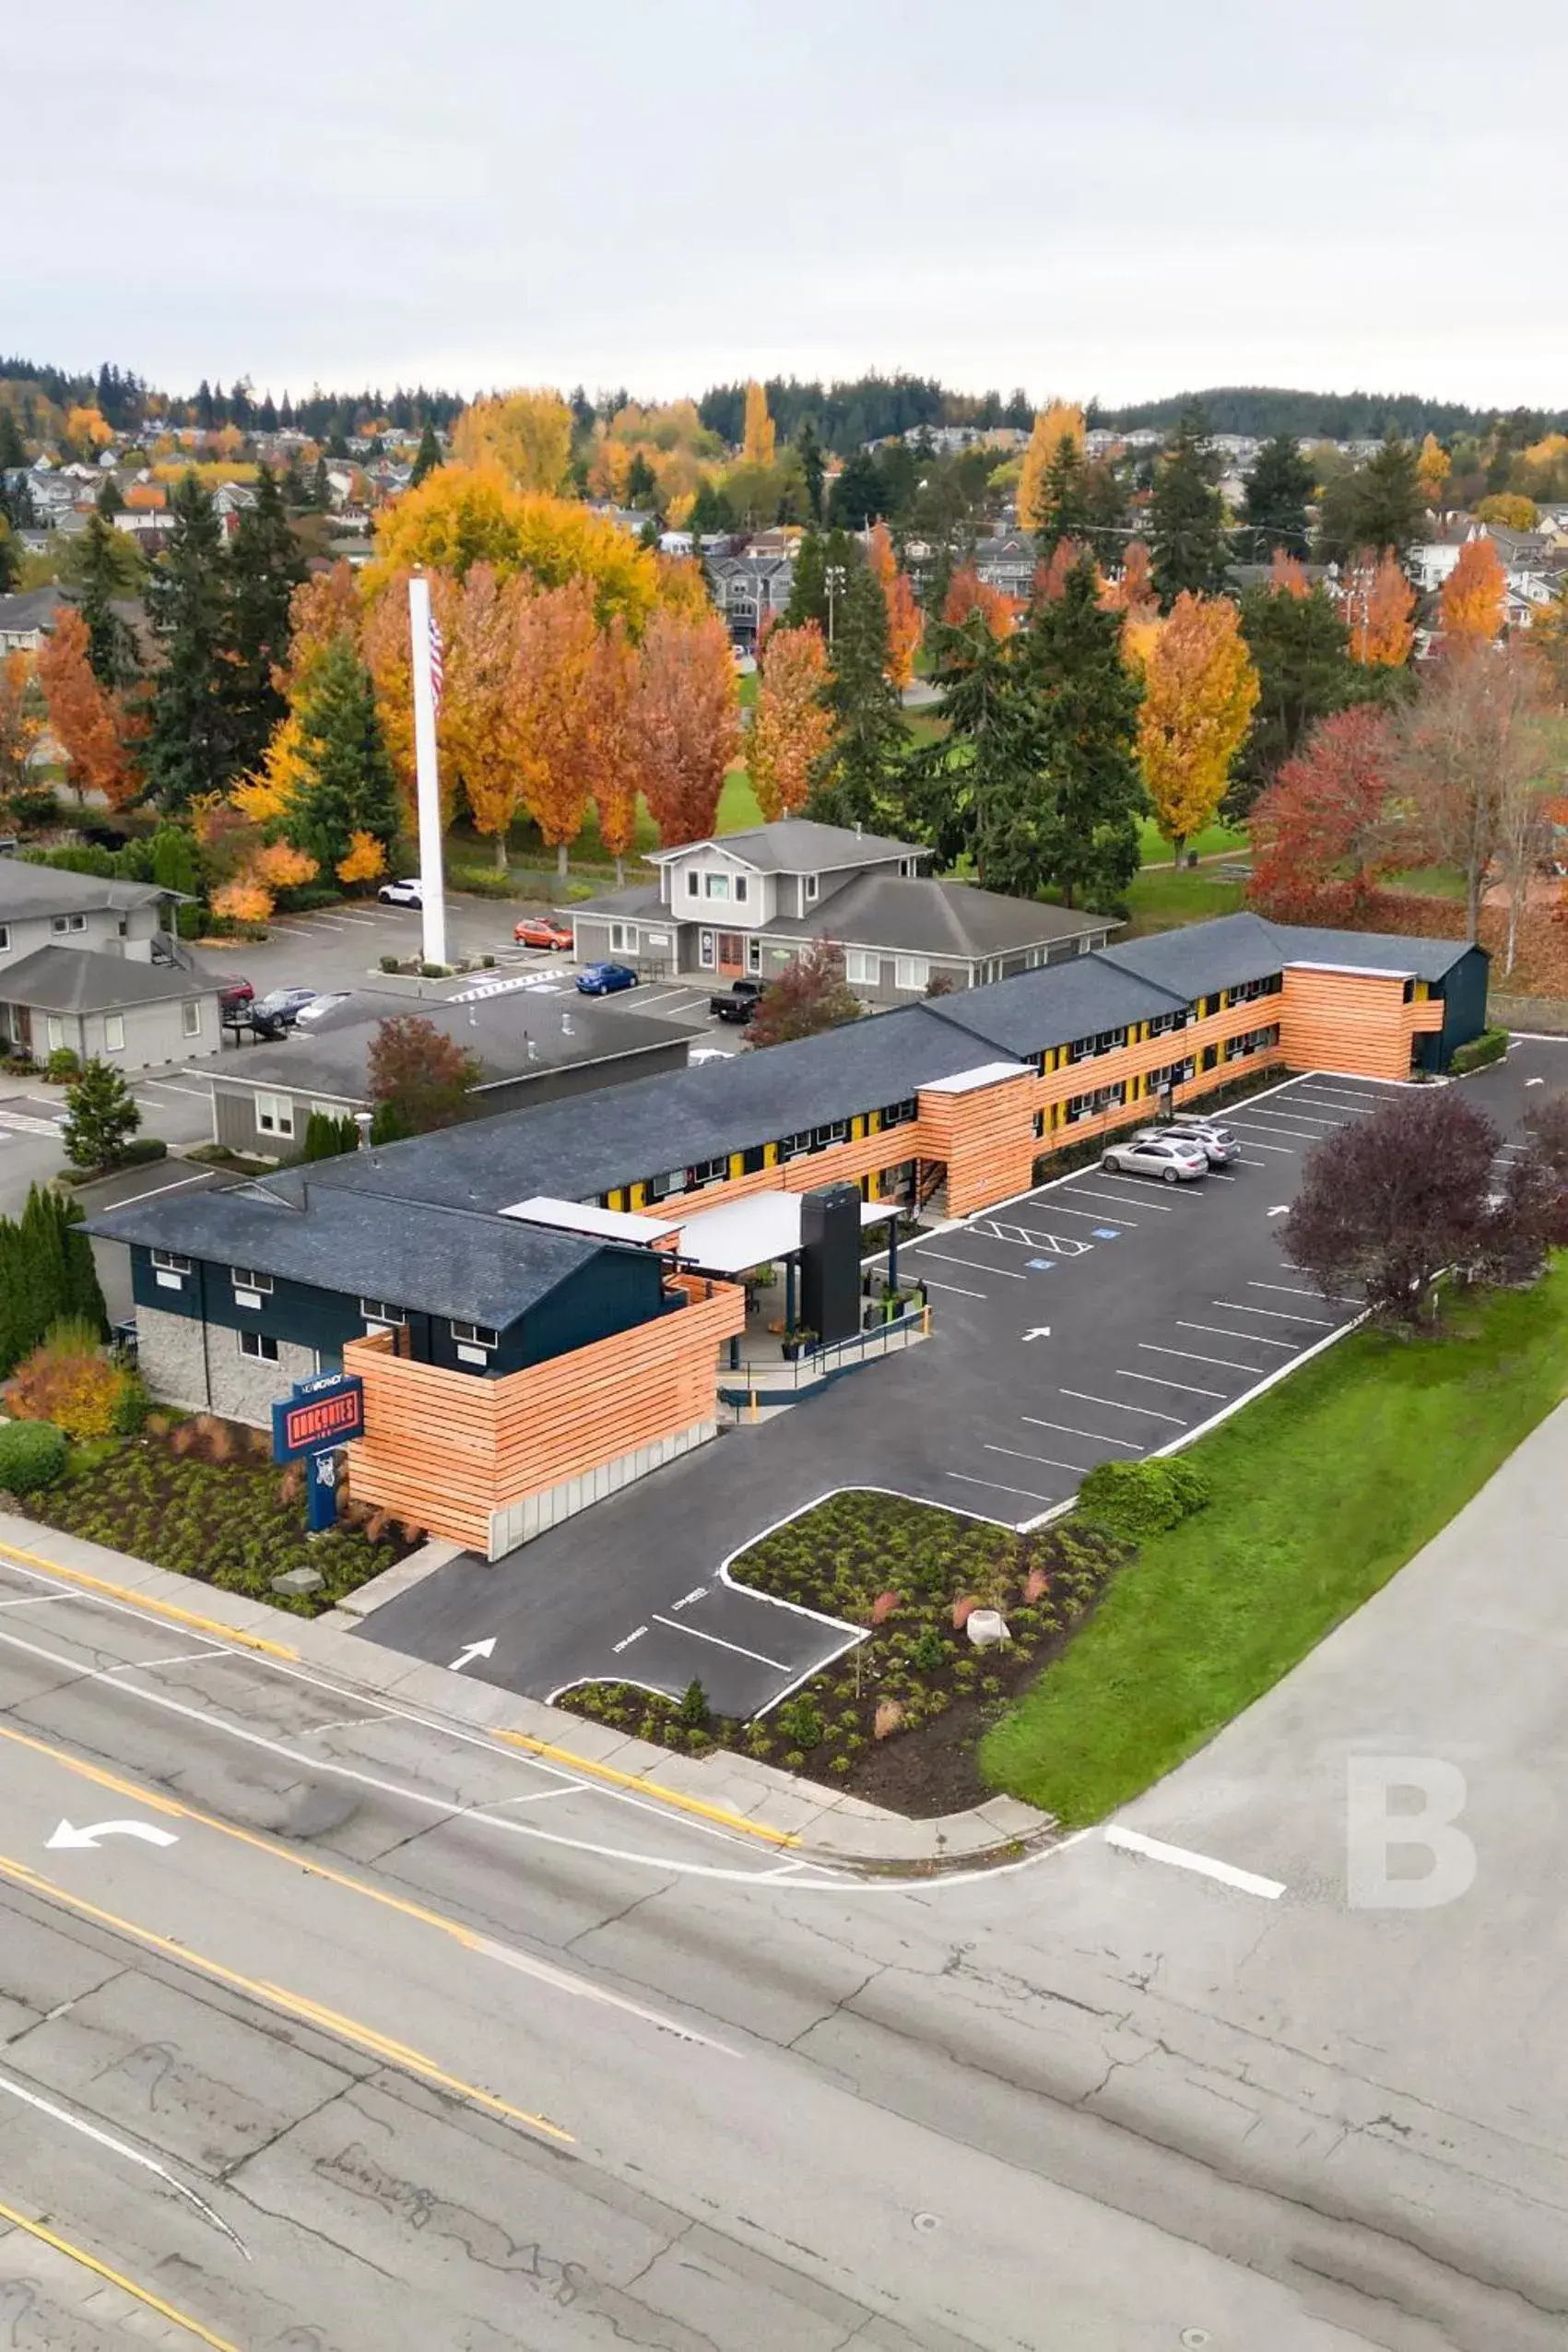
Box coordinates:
[704,872,730,901]
[238,1330,279,1363]
[52,913,88,936]
[359,1297,406,1326]
[879,1097,917,1129]
[150,1249,190,1273]
[255,1094,294,1139]
[644,1167,687,1200]
[1232,974,1281,1004]
[844,950,878,986]
[104,1014,124,1052]
[1226,1024,1280,1060]
[1402,977,1415,1003]
[1147,1011,1180,1038]
[1066,1082,1126,1123]
[687,1155,728,1188]
[810,1119,850,1151]
[687,871,701,897]
[230,1267,273,1294]
[741,1144,766,1174]
[894,957,929,992]
[182,1000,202,1037]
[450,1321,499,1350]
[778,1130,809,1161]
[1032,1109,1045,1139]
[46,1017,67,1055]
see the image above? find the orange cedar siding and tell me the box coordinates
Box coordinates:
[343,1279,745,1551]
[1278,968,1426,1082]
[915,1072,1038,1215]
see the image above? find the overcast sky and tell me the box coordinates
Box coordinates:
[11,1,1562,412]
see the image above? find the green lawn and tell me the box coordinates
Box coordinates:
[1122,866,1247,934]
[1386,865,1468,902]
[981,1267,1568,1827]
[1137,817,1249,868]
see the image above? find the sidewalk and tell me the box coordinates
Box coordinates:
[0,1508,1057,1874]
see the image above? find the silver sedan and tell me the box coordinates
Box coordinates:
[1101,1129,1209,1184]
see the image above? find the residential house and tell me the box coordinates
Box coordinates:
[0,860,216,1069]
[973,532,1038,600]
[0,586,73,656]
[204,984,692,1161]
[704,551,795,648]
[565,817,1116,999]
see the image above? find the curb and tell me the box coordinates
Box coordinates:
[0,1515,1055,1873]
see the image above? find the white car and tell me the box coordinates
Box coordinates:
[1166,1114,1242,1166]
[1101,1129,1209,1184]
[378,877,423,908]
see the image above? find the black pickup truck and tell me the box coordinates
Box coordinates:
[708,976,766,1024]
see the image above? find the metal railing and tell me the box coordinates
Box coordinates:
[720,1303,929,1402]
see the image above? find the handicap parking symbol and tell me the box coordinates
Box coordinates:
[1092,1227,1121,1240]
[1027,1257,1055,1271]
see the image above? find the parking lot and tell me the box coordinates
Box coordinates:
[360,1069,1421,1715]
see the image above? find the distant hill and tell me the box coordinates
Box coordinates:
[1094,385,1567,443]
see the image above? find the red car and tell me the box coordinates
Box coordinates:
[513,916,574,951]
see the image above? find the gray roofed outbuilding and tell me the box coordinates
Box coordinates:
[0,944,216,1012]
[760,872,1110,960]
[0,861,171,923]
[86,1181,616,1329]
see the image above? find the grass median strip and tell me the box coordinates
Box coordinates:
[981,1265,1568,1828]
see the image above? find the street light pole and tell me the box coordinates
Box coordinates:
[825,562,846,647]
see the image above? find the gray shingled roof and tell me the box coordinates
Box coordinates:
[0,945,218,1013]
[1099,913,1287,997]
[86,1181,611,1328]
[0,861,169,923]
[762,874,1112,961]
[926,957,1186,1058]
[1266,919,1477,981]
[301,1003,999,1213]
[647,818,921,874]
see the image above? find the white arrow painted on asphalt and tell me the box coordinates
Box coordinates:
[1267,1206,1290,1218]
[45,1819,179,1851]
[450,1637,497,1672]
[1527,1077,1545,1087]
[1021,1326,1053,1342]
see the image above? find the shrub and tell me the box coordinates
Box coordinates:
[0,1419,68,1495]
[912,1624,947,1672]
[5,1320,124,1440]
[481,953,496,968]
[110,1373,151,1436]
[1451,1027,1508,1075]
[677,1676,710,1729]
[1078,1456,1209,1542]
[379,954,403,975]
[119,1136,168,1166]
[418,961,452,978]
[777,1694,824,1750]
[45,1046,82,1082]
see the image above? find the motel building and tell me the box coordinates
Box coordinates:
[90,914,1489,1562]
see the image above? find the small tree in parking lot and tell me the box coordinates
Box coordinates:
[1282,1088,1567,1327]
[61,1058,141,1174]
[747,940,863,1049]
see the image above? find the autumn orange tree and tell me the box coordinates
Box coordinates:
[1440,535,1506,649]
[0,652,42,804]
[943,566,1016,641]
[508,580,599,875]
[367,469,666,632]
[1102,539,1157,622]
[439,564,530,868]
[867,523,922,689]
[1268,551,1311,598]
[36,611,137,807]
[1344,548,1415,667]
[1249,707,1400,920]
[629,610,741,845]
[1017,402,1084,532]
[581,619,640,881]
[749,623,833,820]
[1136,592,1260,863]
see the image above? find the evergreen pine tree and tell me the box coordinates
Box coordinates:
[784,530,828,631]
[60,1193,109,1336]
[902,610,1035,876]
[1241,432,1315,561]
[796,419,825,524]
[0,410,27,471]
[1149,408,1231,607]
[997,556,1145,907]
[0,1221,26,1377]
[142,474,242,811]
[285,636,400,873]
[1315,431,1425,564]
[229,463,305,774]
[76,513,141,688]
[311,456,331,510]
[410,419,442,485]
[0,521,18,596]
[61,1058,142,1174]
[1033,435,1091,553]
[1232,584,1356,814]
[811,559,905,829]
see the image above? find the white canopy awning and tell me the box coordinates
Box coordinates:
[500,1196,679,1246]
[668,1189,899,1274]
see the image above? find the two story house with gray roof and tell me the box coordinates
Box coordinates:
[565,818,1116,1003]
[0,859,219,1070]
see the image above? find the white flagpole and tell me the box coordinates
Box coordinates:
[407,572,448,969]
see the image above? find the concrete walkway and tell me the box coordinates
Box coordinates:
[0,1507,1055,1873]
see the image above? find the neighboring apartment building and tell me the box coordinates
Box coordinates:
[704,551,795,647]
[90,911,1488,1557]
[568,818,1114,999]
[0,859,218,1069]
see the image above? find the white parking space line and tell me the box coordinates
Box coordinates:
[946,1471,1055,1503]
[1290,1085,1384,1106]
[1036,1202,1138,1226]
[985,1447,1085,1474]
[1215,1300,1337,1327]
[918,1278,988,1299]
[136,1079,210,1099]
[1239,1105,1341,1126]
[1117,1368,1225,1400]
[1140,1341,1265,1374]
[1230,1139,1294,1154]
[91,1170,216,1211]
[1022,1416,1143,1450]
[1061,1185,1178,1212]
[265,923,316,939]
[913,1248,1027,1280]
[1247,1281,1350,1301]
[1060,1388,1186,1426]
[1229,1117,1333,1141]
[649,1613,789,1672]
[1177,1320,1293,1350]
[1103,1826,1286,1901]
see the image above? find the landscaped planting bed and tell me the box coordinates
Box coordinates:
[17,1416,419,1615]
[560,1493,1126,1817]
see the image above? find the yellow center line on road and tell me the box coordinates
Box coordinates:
[0,1538,298,1661]
[493,1727,802,1846]
[0,1851,572,2147]
[0,2192,243,2350]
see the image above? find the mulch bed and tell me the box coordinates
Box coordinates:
[559,1492,1126,1817]
[19,1416,419,1616]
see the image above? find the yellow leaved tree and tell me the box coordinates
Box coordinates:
[452,391,573,494]
[1136,593,1259,863]
[742,381,775,467]
[1017,403,1084,532]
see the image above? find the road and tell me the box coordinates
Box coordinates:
[2,1516,1568,2349]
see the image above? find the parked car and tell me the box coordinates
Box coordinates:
[1165,1114,1242,1166]
[378,877,423,907]
[1100,1129,1208,1184]
[240,987,318,1038]
[215,975,254,1017]
[575,961,639,997]
[513,915,574,951]
[292,990,352,1026]
[709,976,766,1024]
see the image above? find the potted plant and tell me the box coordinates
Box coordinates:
[781,1325,819,1362]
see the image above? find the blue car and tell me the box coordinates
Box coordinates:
[575,961,639,997]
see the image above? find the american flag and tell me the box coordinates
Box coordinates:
[428,612,445,716]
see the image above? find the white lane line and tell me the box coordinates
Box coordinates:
[1059,1388,1186,1426]
[104,1646,228,1674]
[0,2066,249,2255]
[917,1277,988,1299]
[1215,1300,1336,1328]
[1236,1107,1340,1129]
[1061,1186,1178,1213]
[1247,1281,1357,1303]
[0,1595,65,1610]
[1021,1416,1143,1450]
[1032,1202,1138,1226]
[301,1708,400,1737]
[1223,1137,1294,1153]
[487,1787,585,1808]
[985,1445,1084,1474]
[946,1471,1054,1502]
[1289,1088,1380,1108]
[136,1079,211,1099]
[1103,1826,1285,1901]
[912,1247,1026,1280]
[1177,1320,1293,1350]
[1140,1341,1261,1374]
[1117,1368,1225,1401]
[649,1613,789,1672]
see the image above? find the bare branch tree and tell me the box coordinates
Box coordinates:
[1393,643,1548,947]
